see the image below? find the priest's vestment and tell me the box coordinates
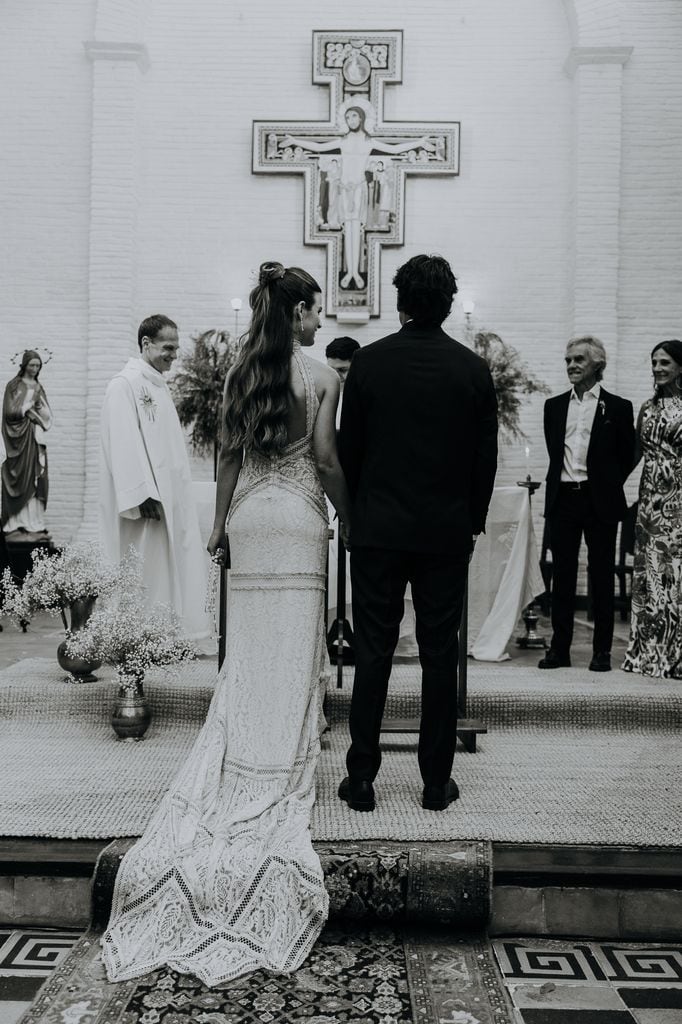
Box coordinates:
[99,357,210,640]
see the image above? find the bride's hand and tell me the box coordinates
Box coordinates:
[207,528,227,565]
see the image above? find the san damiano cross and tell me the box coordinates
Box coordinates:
[252,31,459,323]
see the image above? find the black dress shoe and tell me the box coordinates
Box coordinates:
[538,649,571,669]
[338,776,375,812]
[422,778,459,811]
[589,652,611,672]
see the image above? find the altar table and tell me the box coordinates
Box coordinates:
[327,485,545,662]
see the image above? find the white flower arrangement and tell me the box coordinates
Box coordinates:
[64,551,197,690]
[0,543,120,627]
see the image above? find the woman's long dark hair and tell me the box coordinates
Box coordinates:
[222,262,321,455]
[651,339,682,402]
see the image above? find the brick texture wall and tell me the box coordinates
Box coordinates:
[1,0,680,543]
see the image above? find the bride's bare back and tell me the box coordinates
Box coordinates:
[284,354,310,444]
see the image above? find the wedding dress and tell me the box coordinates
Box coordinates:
[102,348,330,986]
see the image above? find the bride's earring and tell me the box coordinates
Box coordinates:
[676,375,682,392]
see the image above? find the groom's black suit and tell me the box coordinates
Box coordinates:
[338,320,498,787]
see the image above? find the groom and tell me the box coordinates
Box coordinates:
[337,254,498,812]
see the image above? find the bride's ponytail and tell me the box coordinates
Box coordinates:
[223,261,321,455]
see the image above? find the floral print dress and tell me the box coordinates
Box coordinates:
[623,396,682,678]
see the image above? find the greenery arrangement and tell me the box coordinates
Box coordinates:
[474,331,549,442]
[64,550,197,691]
[170,329,240,462]
[0,543,120,627]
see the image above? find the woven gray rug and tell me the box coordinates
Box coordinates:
[1,657,680,844]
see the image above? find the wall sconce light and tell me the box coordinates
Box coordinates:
[230,297,243,336]
[462,299,475,318]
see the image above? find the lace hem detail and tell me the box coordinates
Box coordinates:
[230,571,326,591]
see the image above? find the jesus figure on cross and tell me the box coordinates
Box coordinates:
[282,101,435,291]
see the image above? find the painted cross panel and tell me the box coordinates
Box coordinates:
[253,31,459,323]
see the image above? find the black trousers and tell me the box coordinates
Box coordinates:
[548,485,618,657]
[346,546,469,787]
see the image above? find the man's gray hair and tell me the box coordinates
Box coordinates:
[566,334,607,381]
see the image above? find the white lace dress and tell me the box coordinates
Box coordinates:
[101,350,330,986]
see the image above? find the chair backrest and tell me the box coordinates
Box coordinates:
[619,502,638,560]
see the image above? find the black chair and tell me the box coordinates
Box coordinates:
[613,502,637,620]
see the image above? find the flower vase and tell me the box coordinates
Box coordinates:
[57,597,102,682]
[111,674,152,741]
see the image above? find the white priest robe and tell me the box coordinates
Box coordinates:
[99,357,211,641]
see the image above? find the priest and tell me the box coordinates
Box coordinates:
[99,314,211,642]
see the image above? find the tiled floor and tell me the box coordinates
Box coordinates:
[1,929,680,1023]
[493,938,682,1024]
[0,928,81,1024]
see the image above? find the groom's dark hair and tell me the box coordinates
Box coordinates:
[393,254,458,327]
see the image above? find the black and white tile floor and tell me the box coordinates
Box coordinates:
[0,928,81,1024]
[1,928,680,1023]
[493,939,682,1024]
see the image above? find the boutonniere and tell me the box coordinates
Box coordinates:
[138,386,157,422]
[598,399,606,417]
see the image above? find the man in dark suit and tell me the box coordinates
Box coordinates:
[337,254,498,812]
[539,335,635,672]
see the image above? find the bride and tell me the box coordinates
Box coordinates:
[102,262,352,986]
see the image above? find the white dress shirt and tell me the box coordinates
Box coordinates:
[561,382,601,482]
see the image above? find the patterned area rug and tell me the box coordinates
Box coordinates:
[18,924,514,1024]
[1,658,681,844]
[91,840,493,929]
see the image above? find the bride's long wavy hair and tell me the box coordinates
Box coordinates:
[222,262,321,455]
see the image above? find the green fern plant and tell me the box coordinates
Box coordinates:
[474,331,549,442]
[170,330,240,473]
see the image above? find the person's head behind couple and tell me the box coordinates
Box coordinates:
[223,262,322,457]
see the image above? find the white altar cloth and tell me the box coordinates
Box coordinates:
[327,485,545,663]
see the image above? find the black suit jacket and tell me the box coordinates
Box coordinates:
[338,321,498,554]
[543,387,635,523]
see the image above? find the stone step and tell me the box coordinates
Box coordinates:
[1,839,680,940]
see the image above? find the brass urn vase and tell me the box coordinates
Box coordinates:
[111,673,152,741]
[57,596,102,682]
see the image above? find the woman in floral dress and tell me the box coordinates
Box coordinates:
[623,339,682,678]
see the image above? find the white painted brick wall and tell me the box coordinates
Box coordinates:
[0,0,93,542]
[1,0,680,553]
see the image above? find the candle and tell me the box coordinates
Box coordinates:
[524,445,531,477]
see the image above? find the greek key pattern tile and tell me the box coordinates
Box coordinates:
[494,942,682,988]
[0,930,81,977]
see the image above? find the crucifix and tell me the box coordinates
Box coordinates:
[253,31,459,323]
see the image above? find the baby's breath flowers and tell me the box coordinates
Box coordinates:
[0,543,120,627]
[64,586,198,691]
